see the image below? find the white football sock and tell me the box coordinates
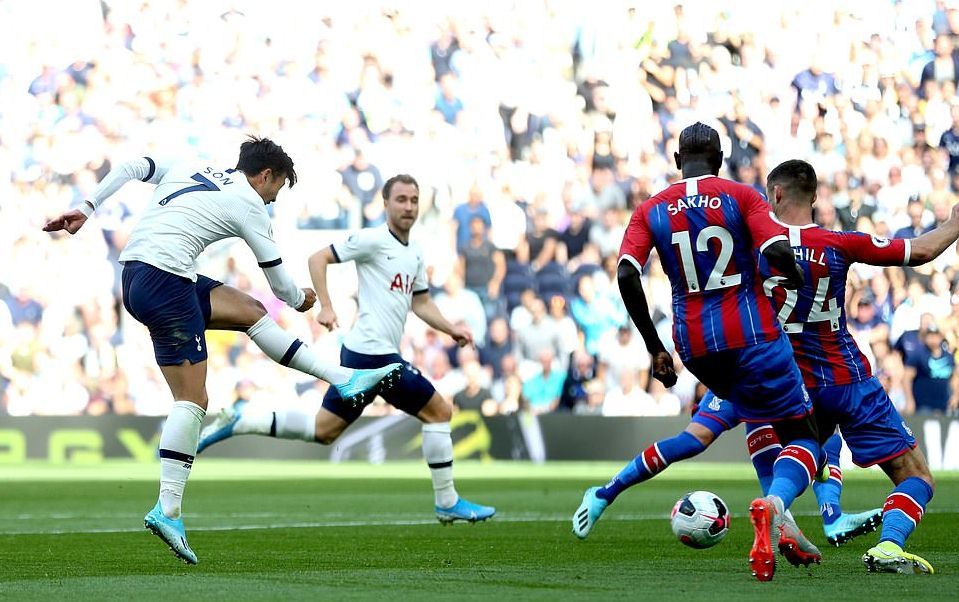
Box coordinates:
[234,408,316,441]
[247,316,351,384]
[158,400,205,519]
[274,410,316,441]
[422,422,458,509]
[233,408,274,435]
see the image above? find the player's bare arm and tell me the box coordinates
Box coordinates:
[616,258,676,387]
[411,292,474,348]
[307,246,339,329]
[908,203,959,265]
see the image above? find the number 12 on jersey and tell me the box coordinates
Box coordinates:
[671,226,742,292]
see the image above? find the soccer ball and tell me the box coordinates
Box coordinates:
[670,490,730,549]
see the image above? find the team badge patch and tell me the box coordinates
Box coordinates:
[708,396,722,412]
[870,235,891,248]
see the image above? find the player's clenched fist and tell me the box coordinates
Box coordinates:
[316,305,339,330]
[652,350,677,388]
[451,324,474,348]
[297,288,317,312]
[43,209,88,235]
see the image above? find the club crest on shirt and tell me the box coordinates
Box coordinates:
[871,235,891,248]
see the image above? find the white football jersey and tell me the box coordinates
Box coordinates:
[332,224,428,354]
[89,157,304,309]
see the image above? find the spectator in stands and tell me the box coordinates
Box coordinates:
[521,349,564,414]
[453,361,493,413]
[459,216,505,320]
[479,317,512,380]
[903,323,958,414]
[557,350,598,412]
[514,297,563,373]
[452,183,491,253]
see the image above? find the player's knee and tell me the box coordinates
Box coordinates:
[315,428,342,445]
[245,297,267,325]
[685,423,715,447]
[423,395,452,423]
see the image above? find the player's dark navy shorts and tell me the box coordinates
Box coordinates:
[322,346,436,423]
[684,333,812,424]
[691,391,740,436]
[810,376,916,467]
[121,260,223,366]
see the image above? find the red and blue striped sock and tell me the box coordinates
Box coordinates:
[597,432,706,503]
[745,424,781,496]
[812,434,843,525]
[767,438,819,509]
[879,477,933,548]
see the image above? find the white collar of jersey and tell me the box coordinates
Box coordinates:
[770,212,817,229]
[386,226,409,247]
[675,174,716,184]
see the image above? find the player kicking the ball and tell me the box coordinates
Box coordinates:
[42,137,402,564]
[198,174,495,524]
[759,160,959,574]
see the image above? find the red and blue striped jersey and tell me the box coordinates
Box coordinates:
[620,175,787,361]
[758,222,910,388]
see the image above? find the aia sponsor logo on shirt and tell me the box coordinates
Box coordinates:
[390,273,415,294]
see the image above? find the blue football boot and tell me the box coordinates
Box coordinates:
[572,487,608,539]
[334,363,404,408]
[436,498,496,524]
[144,501,198,565]
[196,401,246,454]
[825,509,883,546]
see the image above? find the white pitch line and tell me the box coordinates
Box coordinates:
[2,508,955,536]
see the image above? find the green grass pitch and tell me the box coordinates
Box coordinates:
[1,461,956,600]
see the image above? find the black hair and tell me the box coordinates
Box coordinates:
[767,159,818,201]
[382,173,419,200]
[677,122,723,171]
[235,136,297,188]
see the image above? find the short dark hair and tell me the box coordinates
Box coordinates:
[235,136,297,188]
[382,173,418,200]
[677,122,722,170]
[767,159,817,200]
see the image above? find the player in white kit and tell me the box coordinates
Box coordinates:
[42,137,402,564]
[198,174,496,523]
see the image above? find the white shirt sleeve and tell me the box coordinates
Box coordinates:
[331,229,381,264]
[412,255,429,295]
[89,157,170,209]
[238,205,305,309]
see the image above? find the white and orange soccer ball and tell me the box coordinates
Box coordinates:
[670,490,730,549]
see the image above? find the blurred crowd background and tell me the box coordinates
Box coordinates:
[3,0,959,418]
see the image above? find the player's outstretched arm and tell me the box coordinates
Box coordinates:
[43,157,167,235]
[308,247,339,329]
[43,205,90,234]
[412,293,474,348]
[238,207,307,311]
[909,203,959,265]
[617,259,676,387]
[761,240,804,289]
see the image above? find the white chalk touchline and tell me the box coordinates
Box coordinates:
[2,508,955,536]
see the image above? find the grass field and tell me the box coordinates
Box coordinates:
[1,461,956,600]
